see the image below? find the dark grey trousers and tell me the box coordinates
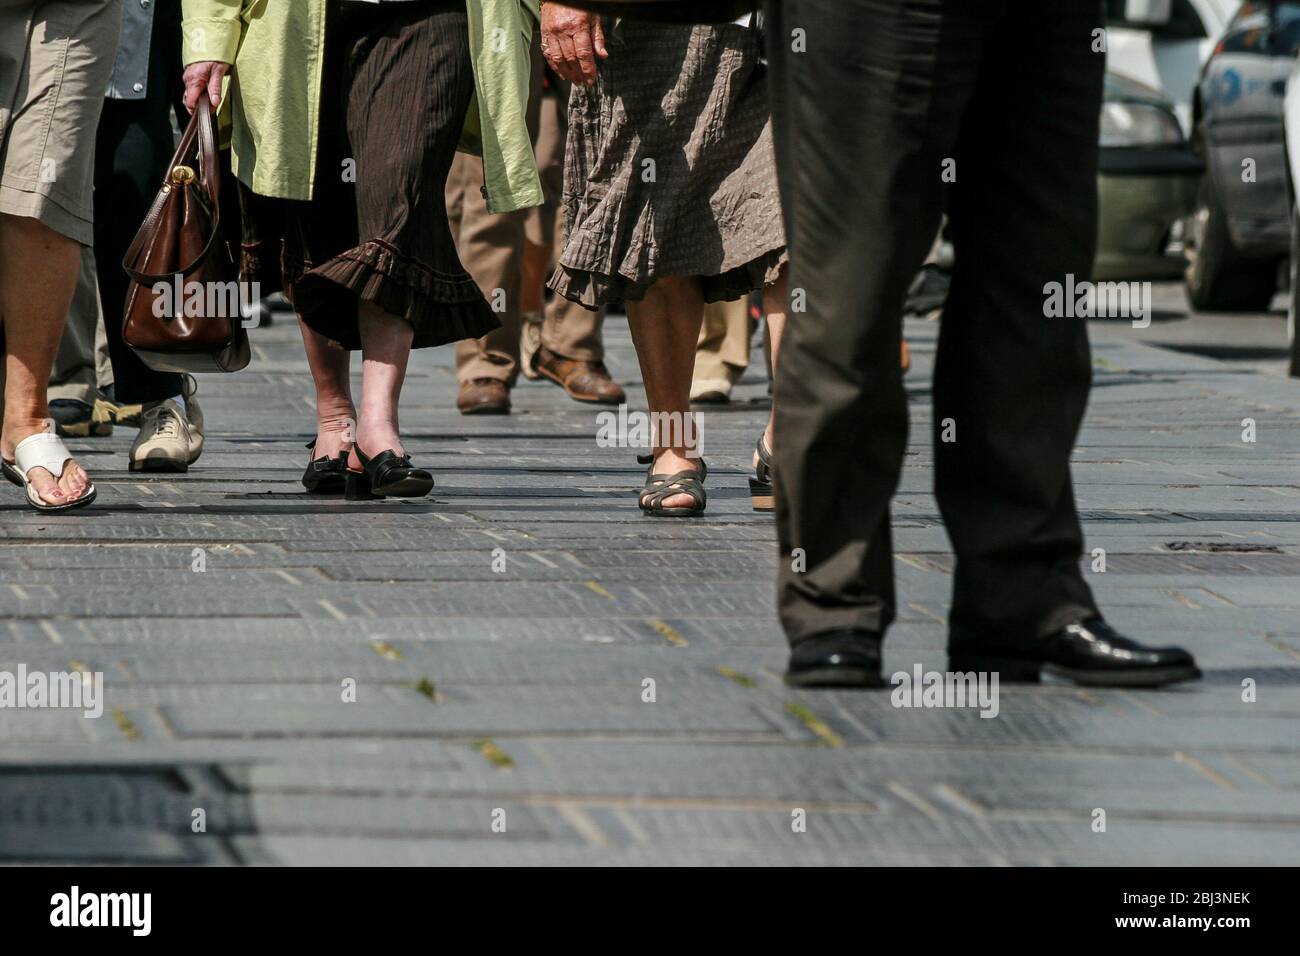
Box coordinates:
[765,0,1104,648]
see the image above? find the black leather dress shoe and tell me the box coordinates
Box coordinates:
[784,630,884,688]
[949,618,1201,687]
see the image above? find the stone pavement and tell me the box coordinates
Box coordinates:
[2,301,1299,866]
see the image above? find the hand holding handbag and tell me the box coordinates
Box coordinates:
[121,96,251,373]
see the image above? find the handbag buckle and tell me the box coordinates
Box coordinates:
[170,165,196,186]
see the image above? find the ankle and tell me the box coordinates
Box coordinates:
[316,410,356,441]
[2,416,55,454]
[656,446,701,469]
[355,413,399,443]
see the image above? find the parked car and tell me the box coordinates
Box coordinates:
[1281,52,1300,373]
[1097,72,1204,280]
[1185,1,1300,310]
[1106,0,1240,134]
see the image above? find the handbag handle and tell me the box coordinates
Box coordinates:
[122,96,225,284]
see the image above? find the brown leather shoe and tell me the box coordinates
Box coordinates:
[533,346,626,405]
[457,378,511,415]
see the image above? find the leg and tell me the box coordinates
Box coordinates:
[526,72,625,401]
[938,0,1102,646]
[759,266,787,462]
[349,302,414,469]
[0,215,92,504]
[692,298,750,402]
[449,152,527,391]
[290,290,355,460]
[625,276,705,510]
[527,79,623,401]
[48,246,103,411]
[541,288,607,365]
[94,4,185,407]
[767,0,988,645]
[0,0,120,502]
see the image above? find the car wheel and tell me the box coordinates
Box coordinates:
[1184,153,1280,312]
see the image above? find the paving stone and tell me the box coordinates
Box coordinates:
[3,313,1300,863]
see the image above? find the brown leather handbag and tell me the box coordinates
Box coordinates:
[121,96,251,373]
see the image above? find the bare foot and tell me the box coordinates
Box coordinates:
[24,460,92,505]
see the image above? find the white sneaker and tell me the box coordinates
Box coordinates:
[180,374,204,463]
[129,400,194,472]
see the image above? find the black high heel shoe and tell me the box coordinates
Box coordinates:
[301,439,348,494]
[345,444,434,500]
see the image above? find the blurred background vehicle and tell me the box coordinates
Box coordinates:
[1185,0,1300,311]
[908,73,1201,297]
[1096,73,1203,280]
[1282,45,1300,372]
[1106,0,1239,133]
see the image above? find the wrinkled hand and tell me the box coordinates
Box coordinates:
[182,61,230,112]
[540,2,608,86]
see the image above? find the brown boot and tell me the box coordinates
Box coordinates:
[457,378,511,415]
[533,346,626,405]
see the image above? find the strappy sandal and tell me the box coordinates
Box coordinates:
[749,434,774,513]
[2,432,97,513]
[637,453,707,517]
[301,438,348,494]
[345,445,434,500]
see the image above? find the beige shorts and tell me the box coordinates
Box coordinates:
[0,0,123,244]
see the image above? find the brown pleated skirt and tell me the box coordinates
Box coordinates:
[548,18,787,310]
[240,0,495,350]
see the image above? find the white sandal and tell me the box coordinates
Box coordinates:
[1,432,97,513]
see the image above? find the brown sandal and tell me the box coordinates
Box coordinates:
[637,454,708,517]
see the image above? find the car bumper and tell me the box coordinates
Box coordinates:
[1096,149,1200,281]
[1098,145,1204,177]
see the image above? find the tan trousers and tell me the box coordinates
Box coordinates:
[693,297,752,388]
[451,78,605,384]
[49,245,112,405]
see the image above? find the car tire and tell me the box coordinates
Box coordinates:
[1185,162,1280,312]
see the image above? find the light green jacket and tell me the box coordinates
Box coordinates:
[181,0,542,213]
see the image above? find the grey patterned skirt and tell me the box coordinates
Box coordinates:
[548,18,787,309]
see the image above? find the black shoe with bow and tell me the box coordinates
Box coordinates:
[949,618,1201,687]
[345,445,434,500]
[301,439,348,494]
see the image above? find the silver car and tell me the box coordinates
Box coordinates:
[1185,0,1300,311]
